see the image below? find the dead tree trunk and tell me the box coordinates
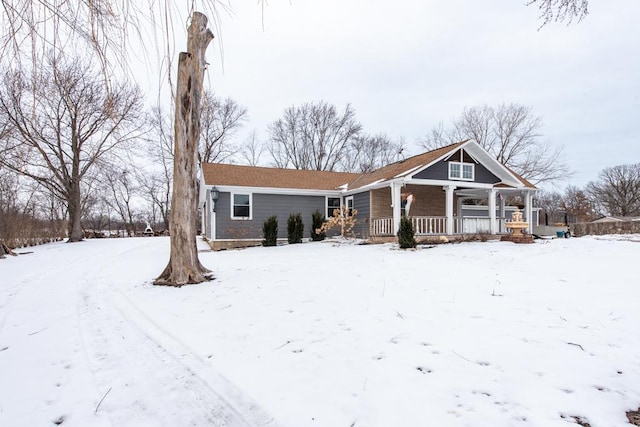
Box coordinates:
[154,12,214,287]
[0,242,17,258]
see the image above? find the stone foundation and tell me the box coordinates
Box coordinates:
[500,233,534,244]
[206,239,264,251]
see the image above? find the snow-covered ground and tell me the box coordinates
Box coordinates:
[1,235,639,427]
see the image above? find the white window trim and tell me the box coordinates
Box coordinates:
[345,196,354,215]
[448,161,475,181]
[326,196,342,218]
[345,196,354,209]
[231,192,253,220]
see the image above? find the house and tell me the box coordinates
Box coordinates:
[590,216,640,223]
[199,140,537,248]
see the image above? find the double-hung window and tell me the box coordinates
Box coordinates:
[327,197,341,218]
[448,161,474,181]
[231,193,252,219]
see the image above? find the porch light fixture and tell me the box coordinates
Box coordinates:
[211,186,219,212]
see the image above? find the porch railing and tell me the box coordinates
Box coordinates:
[370,216,509,236]
[413,216,447,235]
[371,217,394,236]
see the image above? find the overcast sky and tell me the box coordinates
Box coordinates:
[141,0,640,191]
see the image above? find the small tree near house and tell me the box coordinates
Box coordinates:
[262,215,278,247]
[310,210,326,241]
[318,206,358,238]
[397,216,416,249]
[287,213,304,244]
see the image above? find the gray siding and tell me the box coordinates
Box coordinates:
[215,192,327,240]
[352,192,371,238]
[413,159,500,184]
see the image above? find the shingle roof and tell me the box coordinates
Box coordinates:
[346,141,467,190]
[201,141,536,191]
[202,163,360,191]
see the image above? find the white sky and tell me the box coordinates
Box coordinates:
[138,0,640,191]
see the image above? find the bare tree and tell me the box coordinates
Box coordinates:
[420,122,452,151]
[239,130,265,166]
[268,101,362,171]
[562,185,596,223]
[527,0,589,26]
[102,170,140,237]
[586,163,640,217]
[141,105,175,231]
[535,189,564,225]
[154,12,214,286]
[341,134,407,173]
[0,55,145,242]
[200,92,248,163]
[419,103,571,186]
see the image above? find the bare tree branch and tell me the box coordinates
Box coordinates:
[419,103,571,186]
[341,134,407,173]
[200,92,248,163]
[527,0,589,27]
[268,101,362,171]
[239,130,265,166]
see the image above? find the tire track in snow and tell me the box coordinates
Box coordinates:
[0,243,93,337]
[76,239,277,426]
[1,241,116,426]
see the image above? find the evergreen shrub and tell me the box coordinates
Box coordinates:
[397,216,417,249]
[287,213,304,244]
[311,210,326,241]
[262,215,278,246]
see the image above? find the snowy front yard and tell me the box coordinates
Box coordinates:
[1,235,639,426]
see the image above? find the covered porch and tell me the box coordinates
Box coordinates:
[368,182,535,237]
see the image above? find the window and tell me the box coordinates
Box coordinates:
[327,197,341,218]
[462,163,474,180]
[449,163,461,179]
[448,161,474,181]
[232,193,251,219]
[345,196,354,216]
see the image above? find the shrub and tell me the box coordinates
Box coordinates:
[318,206,358,237]
[262,216,278,246]
[397,216,416,249]
[287,213,304,244]
[311,210,326,241]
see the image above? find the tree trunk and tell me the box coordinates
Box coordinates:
[67,182,84,242]
[154,12,214,287]
[1,242,17,258]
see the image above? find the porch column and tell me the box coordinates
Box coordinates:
[524,190,533,233]
[498,193,506,233]
[444,185,456,235]
[488,189,497,234]
[391,182,402,234]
